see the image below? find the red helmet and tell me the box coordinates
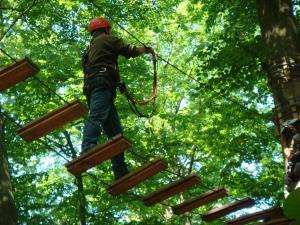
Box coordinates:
[89,17,112,33]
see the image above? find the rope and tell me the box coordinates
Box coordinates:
[0,48,18,62]
[125,52,158,106]
[119,52,158,118]
[33,76,70,105]
[126,97,156,118]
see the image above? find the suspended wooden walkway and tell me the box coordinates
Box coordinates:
[18,100,87,142]
[1,57,289,225]
[63,133,258,224]
[66,134,131,176]
[0,57,39,91]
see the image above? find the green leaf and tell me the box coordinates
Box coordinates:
[283,188,300,222]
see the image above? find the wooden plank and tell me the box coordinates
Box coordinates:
[202,197,255,222]
[107,158,168,196]
[18,100,87,142]
[66,134,131,176]
[0,57,39,91]
[143,174,201,206]
[226,207,283,225]
[172,188,228,215]
[258,218,294,225]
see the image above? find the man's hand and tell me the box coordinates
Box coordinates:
[144,46,157,62]
[137,46,155,56]
[137,46,156,61]
[144,46,155,55]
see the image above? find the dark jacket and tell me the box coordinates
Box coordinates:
[82,32,141,93]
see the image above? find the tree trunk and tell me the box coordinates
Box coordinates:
[256,0,300,192]
[76,175,87,225]
[0,109,18,225]
[256,0,300,58]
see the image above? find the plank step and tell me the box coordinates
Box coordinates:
[202,197,255,222]
[0,57,39,91]
[66,134,131,176]
[172,187,228,215]
[143,174,201,206]
[258,218,294,225]
[107,158,168,196]
[18,100,87,142]
[226,207,283,225]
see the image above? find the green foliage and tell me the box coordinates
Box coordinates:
[0,0,296,224]
[283,188,300,222]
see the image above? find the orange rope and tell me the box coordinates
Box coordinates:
[125,52,158,106]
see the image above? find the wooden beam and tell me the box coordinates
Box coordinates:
[226,207,283,225]
[18,100,87,142]
[202,197,255,222]
[172,188,228,215]
[107,158,168,196]
[0,57,39,91]
[66,134,131,176]
[258,218,294,225]
[143,174,201,206]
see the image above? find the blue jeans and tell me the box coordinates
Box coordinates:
[82,85,128,177]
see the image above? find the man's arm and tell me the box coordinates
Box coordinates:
[114,37,155,58]
[281,135,292,160]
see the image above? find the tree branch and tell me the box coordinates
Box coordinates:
[63,131,77,158]
[187,146,197,175]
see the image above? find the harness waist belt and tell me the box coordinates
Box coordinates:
[84,65,116,80]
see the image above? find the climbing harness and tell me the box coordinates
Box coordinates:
[119,51,158,118]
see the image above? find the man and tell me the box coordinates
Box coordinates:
[281,119,300,192]
[81,17,155,180]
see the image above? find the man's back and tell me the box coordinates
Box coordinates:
[87,33,140,70]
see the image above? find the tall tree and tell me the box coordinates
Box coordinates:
[256,0,300,183]
[0,109,17,225]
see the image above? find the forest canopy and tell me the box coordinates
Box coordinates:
[1,0,300,224]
